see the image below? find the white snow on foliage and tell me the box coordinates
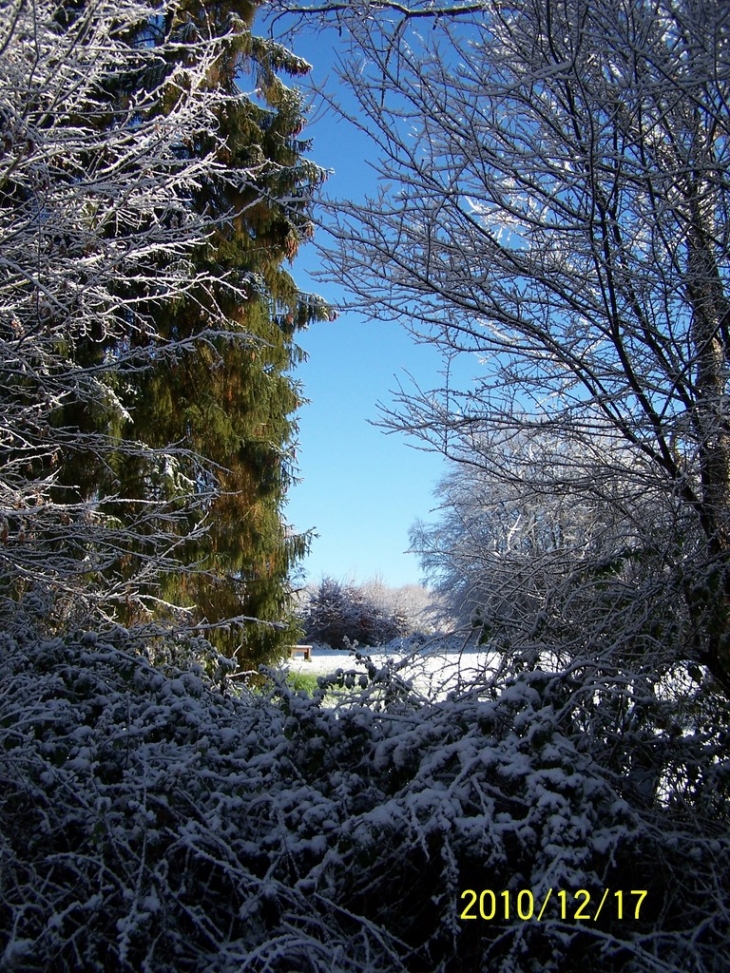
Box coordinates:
[287,635,500,700]
[0,621,728,972]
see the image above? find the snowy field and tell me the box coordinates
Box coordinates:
[283,636,500,698]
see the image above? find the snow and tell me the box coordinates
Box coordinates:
[1,624,728,972]
[285,637,499,698]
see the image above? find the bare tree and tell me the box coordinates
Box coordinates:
[411,430,697,673]
[268,0,730,683]
[0,0,282,624]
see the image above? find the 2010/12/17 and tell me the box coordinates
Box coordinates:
[459,889,648,922]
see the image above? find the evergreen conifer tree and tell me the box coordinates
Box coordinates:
[130,2,330,663]
[44,0,330,662]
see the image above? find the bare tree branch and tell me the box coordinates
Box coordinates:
[273,0,730,682]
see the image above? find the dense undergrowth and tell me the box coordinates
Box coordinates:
[1,619,729,972]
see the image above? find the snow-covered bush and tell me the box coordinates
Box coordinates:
[0,621,405,973]
[1,625,728,972]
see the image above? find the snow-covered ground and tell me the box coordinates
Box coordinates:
[284,636,500,698]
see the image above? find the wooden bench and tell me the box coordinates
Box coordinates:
[288,644,312,662]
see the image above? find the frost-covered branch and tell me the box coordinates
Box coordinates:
[271,0,730,684]
[0,0,293,624]
[1,625,728,971]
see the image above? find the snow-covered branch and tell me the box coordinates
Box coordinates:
[277,0,730,683]
[0,0,284,623]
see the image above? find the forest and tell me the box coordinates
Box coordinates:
[0,1,729,971]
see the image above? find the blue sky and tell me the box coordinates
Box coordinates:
[275,28,451,588]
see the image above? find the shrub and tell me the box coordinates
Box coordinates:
[300,577,409,648]
[1,623,728,972]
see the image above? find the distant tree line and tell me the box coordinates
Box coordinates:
[299,576,438,648]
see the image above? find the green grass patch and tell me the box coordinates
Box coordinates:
[286,670,319,695]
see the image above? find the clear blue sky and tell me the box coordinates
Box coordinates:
[274,27,450,588]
